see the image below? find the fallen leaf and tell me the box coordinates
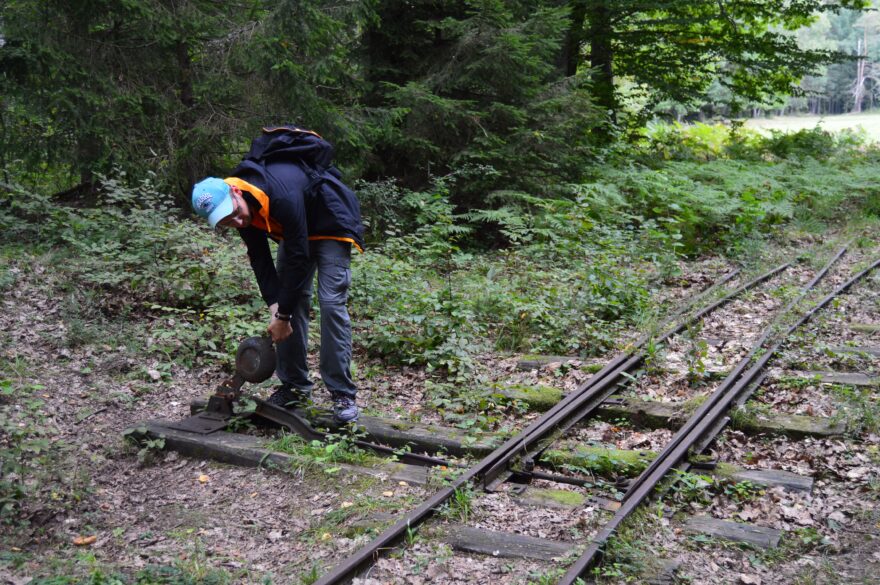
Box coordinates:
[341,501,354,508]
[781,505,814,526]
[398,481,408,487]
[739,574,761,585]
[320,532,332,541]
[846,467,870,480]
[382,491,394,497]
[73,535,97,546]
[738,507,760,522]
[828,511,846,523]
[198,474,210,483]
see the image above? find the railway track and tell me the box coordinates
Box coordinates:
[128,241,880,584]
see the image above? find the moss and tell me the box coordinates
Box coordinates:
[712,462,740,480]
[526,487,586,507]
[494,384,563,412]
[582,363,605,374]
[681,394,708,415]
[543,444,658,477]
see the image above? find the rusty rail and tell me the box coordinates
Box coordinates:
[312,262,793,585]
[559,246,875,584]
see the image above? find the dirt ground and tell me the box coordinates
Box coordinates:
[2,235,879,585]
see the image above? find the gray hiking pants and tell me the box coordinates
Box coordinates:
[275,239,357,398]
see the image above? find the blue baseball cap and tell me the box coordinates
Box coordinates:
[191,177,234,228]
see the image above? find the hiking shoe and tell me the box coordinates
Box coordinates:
[331,392,359,424]
[266,386,310,409]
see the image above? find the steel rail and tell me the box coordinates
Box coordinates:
[559,247,871,584]
[664,268,741,323]
[491,262,791,483]
[623,246,846,501]
[312,262,793,585]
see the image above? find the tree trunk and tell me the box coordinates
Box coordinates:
[852,34,867,114]
[175,36,200,196]
[560,0,588,77]
[586,2,616,130]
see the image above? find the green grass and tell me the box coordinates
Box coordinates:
[744,112,880,142]
[263,431,380,469]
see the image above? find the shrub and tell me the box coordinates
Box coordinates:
[1,172,264,365]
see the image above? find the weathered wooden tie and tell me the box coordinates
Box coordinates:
[126,422,430,485]
[726,469,813,493]
[189,399,497,457]
[495,387,846,438]
[516,355,581,371]
[438,524,575,561]
[683,516,782,549]
[850,323,880,334]
[800,371,880,387]
[542,443,813,492]
[829,345,880,358]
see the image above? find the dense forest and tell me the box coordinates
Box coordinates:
[0,0,874,200]
[1,0,880,378]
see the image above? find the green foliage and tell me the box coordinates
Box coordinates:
[0,376,87,530]
[723,480,763,503]
[438,486,474,523]
[576,123,880,257]
[122,427,167,467]
[591,509,660,583]
[297,564,322,585]
[427,381,518,431]
[265,431,375,473]
[576,0,871,121]
[363,0,601,196]
[350,175,652,374]
[25,564,240,585]
[668,471,713,506]
[830,383,880,434]
[0,0,369,197]
[0,173,264,366]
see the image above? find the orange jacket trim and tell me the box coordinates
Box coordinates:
[224,177,363,253]
[223,177,282,236]
[308,235,364,253]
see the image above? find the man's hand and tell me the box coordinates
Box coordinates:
[267,303,293,343]
[268,316,293,343]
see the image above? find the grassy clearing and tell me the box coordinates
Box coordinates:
[744,112,880,142]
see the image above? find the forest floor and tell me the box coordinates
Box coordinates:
[1,226,879,585]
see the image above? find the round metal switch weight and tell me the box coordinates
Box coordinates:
[235,336,276,383]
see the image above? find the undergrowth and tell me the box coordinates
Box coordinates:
[1,125,877,382]
[264,430,378,473]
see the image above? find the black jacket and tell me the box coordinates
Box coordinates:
[230,158,364,315]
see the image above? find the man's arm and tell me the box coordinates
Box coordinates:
[238,228,297,343]
[269,196,311,315]
[238,227,280,307]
